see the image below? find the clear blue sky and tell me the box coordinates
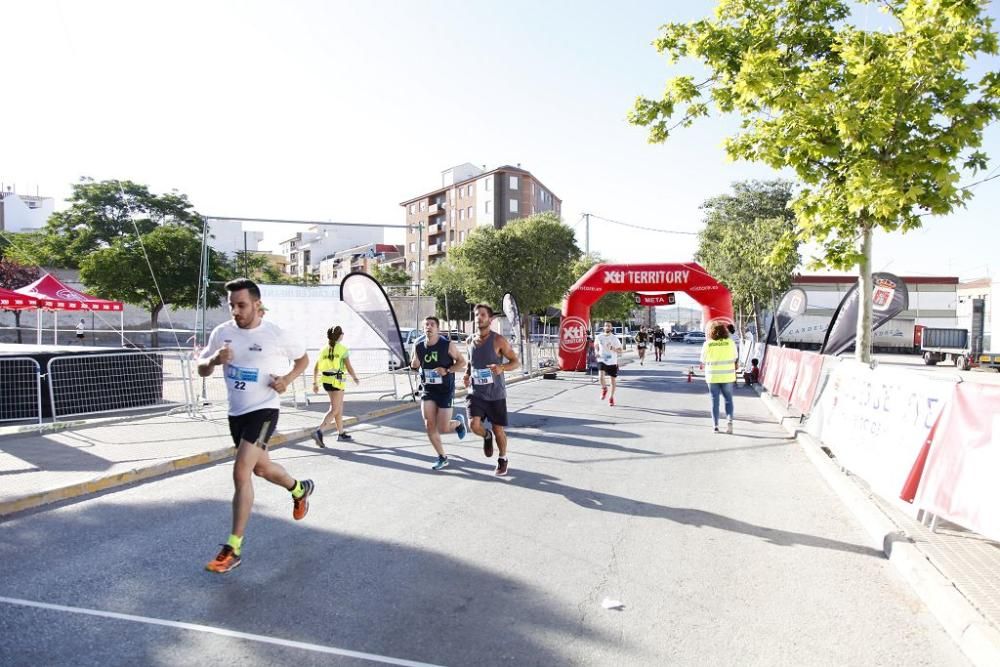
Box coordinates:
[2,0,997,280]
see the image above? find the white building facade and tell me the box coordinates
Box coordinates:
[0,190,55,232]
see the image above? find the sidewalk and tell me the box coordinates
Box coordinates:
[0,370,544,517]
[758,388,1000,667]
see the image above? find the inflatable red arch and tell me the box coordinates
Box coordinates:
[558,262,733,371]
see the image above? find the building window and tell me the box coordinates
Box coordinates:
[484,178,491,191]
[409,261,416,272]
[459,209,465,220]
[510,199,518,213]
[509,176,518,189]
[467,185,474,197]
[460,231,465,242]
[409,242,416,252]
[485,201,492,214]
[467,206,473,219]
[409,204,415,214]
[419,202,426,211]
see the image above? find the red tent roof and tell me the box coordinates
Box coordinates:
[15,274,124,311]
[0,286,39,310]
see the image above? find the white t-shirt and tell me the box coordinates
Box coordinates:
[199,320,306,416]
[594,333,622,366]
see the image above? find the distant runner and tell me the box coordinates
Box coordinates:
[635,326,649,366]
[595,322,623,406]
[652,327,666,362]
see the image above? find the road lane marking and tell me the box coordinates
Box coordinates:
[0,595,445,667]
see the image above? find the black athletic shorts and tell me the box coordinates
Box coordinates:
[598,362,619,377]
[422,390,454,409]
[321,384,343,392]
[228,408,279,448]
[466,394,508,427]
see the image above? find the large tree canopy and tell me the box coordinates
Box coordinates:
[450,212,581,315]
[694,180,800,328]
[630,0,1000,359]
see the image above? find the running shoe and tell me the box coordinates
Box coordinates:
[292,479,315,520]
[337,432,353,442]
[311,428,326,448]
[713,426,720,434]
[725,420,733,435]
[432,455,449,471]
[495,457,509,476]
[601,387,608,400]
[609,397,615,407]
[454,413,467,440]
[483,428,494,458]
[205,544,241,573]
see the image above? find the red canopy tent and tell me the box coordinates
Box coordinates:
[0,287,39,310]
[15,274,124,344]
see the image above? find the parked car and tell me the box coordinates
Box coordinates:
[669,331,686,342]
[683,331,707,344]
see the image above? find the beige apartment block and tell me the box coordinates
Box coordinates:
[400,163,561,284]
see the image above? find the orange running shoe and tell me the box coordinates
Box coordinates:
[205,544,241,573]
[292,479,315,520]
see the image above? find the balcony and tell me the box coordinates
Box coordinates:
[429,242,447,256]
[428,203,442,215]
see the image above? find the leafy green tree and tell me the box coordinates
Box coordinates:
[231,251,298,285]
[371,263,411,286]
[80,225,228,347]
[0,258,41,343]
[425,259,475,325]
[694,181,800,330]
[629,0,1000,361]
[451,212,581,317]
[569,253,637,324]
[37,178,204,268]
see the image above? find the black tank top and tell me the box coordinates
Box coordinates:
[416,336,455,393]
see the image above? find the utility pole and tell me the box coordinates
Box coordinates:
[414,221,423,331]
[584,213,590,257]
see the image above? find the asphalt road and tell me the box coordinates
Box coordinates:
[0,345,968,666]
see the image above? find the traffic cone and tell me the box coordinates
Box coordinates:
[687,367,693,383]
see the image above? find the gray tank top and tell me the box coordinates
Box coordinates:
[469,331,507,401]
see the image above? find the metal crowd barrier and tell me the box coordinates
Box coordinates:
[0,357,43,425]
[47,349,192,421]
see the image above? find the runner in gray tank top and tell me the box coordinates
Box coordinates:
[463,303,520,476]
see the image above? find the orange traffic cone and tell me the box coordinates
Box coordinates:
[687,367,694,383]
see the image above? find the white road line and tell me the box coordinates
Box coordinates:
[0,595,446,667]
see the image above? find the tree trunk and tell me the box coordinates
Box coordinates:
[150,303,163,349]
[855,224,874,364]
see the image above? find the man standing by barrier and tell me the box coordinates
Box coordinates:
[197,278,312,574]
[464,303,519,476]
[411,315,468,470]
[595,321,623,406]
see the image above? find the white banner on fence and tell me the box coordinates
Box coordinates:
[805,360,955,514]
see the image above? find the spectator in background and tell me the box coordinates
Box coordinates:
[743,358,760,387]
[76,318,86,344]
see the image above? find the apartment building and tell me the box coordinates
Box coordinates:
[0,188,55,232]
[279,225,382,278]
[318,242,406,285]
[399,163,561,283]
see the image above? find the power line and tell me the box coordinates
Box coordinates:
[584,213,700,236]
[205,215,410,229]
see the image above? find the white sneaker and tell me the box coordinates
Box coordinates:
[725,420,733,435]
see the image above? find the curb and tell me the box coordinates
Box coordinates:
[0,369,548,518]
[756,390,1000,667]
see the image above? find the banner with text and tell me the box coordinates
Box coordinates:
[805,360,955,513]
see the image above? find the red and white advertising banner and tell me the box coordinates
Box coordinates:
[789,351,824,414]
[805,360,955,514]
[761,345,784,394]
[776,348,802,402]
[916,383,1000,542]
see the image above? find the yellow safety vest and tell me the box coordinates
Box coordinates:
[316,342,349,390]
[703,339,737,383]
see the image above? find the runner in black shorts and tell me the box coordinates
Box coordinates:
[464,303,520,476]
[411,316,467,470]
[653,326,666,362]
[635,326,649,366]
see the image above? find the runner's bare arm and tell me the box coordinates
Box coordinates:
[448,342,467,375]
[490,336,520,374]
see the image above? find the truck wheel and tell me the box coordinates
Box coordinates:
[955,355,967,371]
[922,352,938,366]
